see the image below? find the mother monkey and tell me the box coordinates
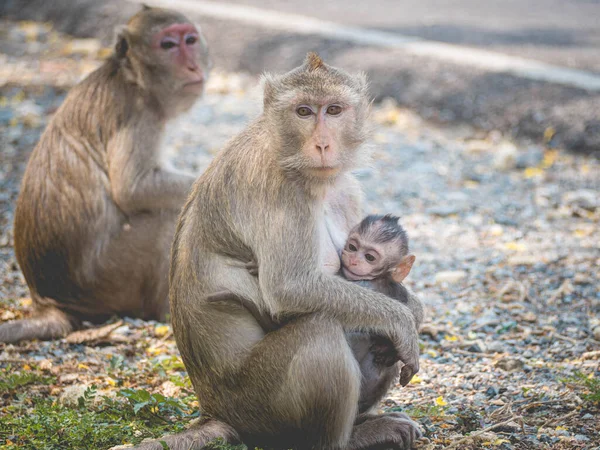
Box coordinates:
[0,6,210,343]
[169,54,422,449]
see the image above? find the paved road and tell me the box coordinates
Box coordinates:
[226,0,600,73]
[2,0,599,154]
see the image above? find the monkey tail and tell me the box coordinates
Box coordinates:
[0,307,74,343]
[130,418,241,449]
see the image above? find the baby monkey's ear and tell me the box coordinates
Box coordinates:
[391,254,416,283]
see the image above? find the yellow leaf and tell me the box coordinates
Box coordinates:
[524,167,543,178]
[541,150,558,169]
[464,180,479,189]
[574,229,590,238]
[435,396,448,406]
[23,364,31,371]
[444,335,458,342]
[147,346,166,356]
[426,349,438,358]
[409,375,422,384]
[504,242,526,251]
[154,325,170,337]
[20,297,32,307]
[492,439,511,445]
[78,363,89,370]
[543,126,555,143]
[106,377,117,387]
[555,425,567,431]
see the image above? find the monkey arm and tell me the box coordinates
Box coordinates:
[107,129,195,213]
[253,225,419,384]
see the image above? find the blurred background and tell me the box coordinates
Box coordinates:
[0,1,599,449]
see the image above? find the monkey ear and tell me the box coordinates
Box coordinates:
[261,73,279,108]
[391,254,415,283]
[114,27,130,59]
[141,3,152,10]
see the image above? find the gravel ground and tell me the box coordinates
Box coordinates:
[1,21,599,450]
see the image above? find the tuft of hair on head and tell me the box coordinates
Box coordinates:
[305,52,325,72]
[141,3,152,11]
[358,214,408,248]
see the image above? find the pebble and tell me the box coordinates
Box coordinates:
[435,271,467,284]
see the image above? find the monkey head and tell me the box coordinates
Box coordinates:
[115,6,211,113]
[262,52,372,182]
[341,214,415,282]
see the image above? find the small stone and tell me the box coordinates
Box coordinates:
[582,413,594,420]
[485,386,499,398]
[574,435,590,442]
[515,146,544,169]
[1,310,16,321]
[521,312,537,323]
[495,358,525,371]
[59,385,88,407]
[592,326,600,341]
[487,342,505,353]
[427,205,462,217]
[563,189,598,211]
[435,271,467,284]
[58,373,80,384]
[493,142,518,170]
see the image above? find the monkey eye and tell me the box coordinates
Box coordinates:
[348,243,357,252]
[160,39,178,50]
[296,106,313,117]
[326,105,342,115]
[365,253,376,262]
[185,35,197,45]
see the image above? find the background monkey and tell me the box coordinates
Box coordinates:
[167,53,422,450]
[0,6,211,343]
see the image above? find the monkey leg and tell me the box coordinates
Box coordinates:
[129,417,241,450]
[0,306,76,343]
[197,313,361,450]
[347,332,399,414]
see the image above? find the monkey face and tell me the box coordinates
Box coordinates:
[341,233,386,281]
[262,53,372,181]
[118,8,212,110]
[151,23,209,94]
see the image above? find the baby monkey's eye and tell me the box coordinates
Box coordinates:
[160,39,177,50]
[365,254,376,262]
[348,243,357,252]
[185,35,197,45]
[326,105,342,115]
[296,106,313,117]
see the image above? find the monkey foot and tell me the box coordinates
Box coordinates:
[349,413,422,450]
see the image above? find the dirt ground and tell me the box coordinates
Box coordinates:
[0,20,599,450]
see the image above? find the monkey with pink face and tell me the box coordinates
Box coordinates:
[0,6,212,343]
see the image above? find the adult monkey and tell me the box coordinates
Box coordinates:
[168,54,422,450]
[0,6,211,343]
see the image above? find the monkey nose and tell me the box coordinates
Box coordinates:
[316,143,330,154]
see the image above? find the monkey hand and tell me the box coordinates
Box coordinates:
[386,321,420,387]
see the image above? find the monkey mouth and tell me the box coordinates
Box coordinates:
[309,166,340,177]
[342,266,372,281]
[183,80,205,91]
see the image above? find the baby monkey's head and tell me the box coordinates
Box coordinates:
[341,214,415,282]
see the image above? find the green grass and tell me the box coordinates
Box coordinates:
[0,380,198,449]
